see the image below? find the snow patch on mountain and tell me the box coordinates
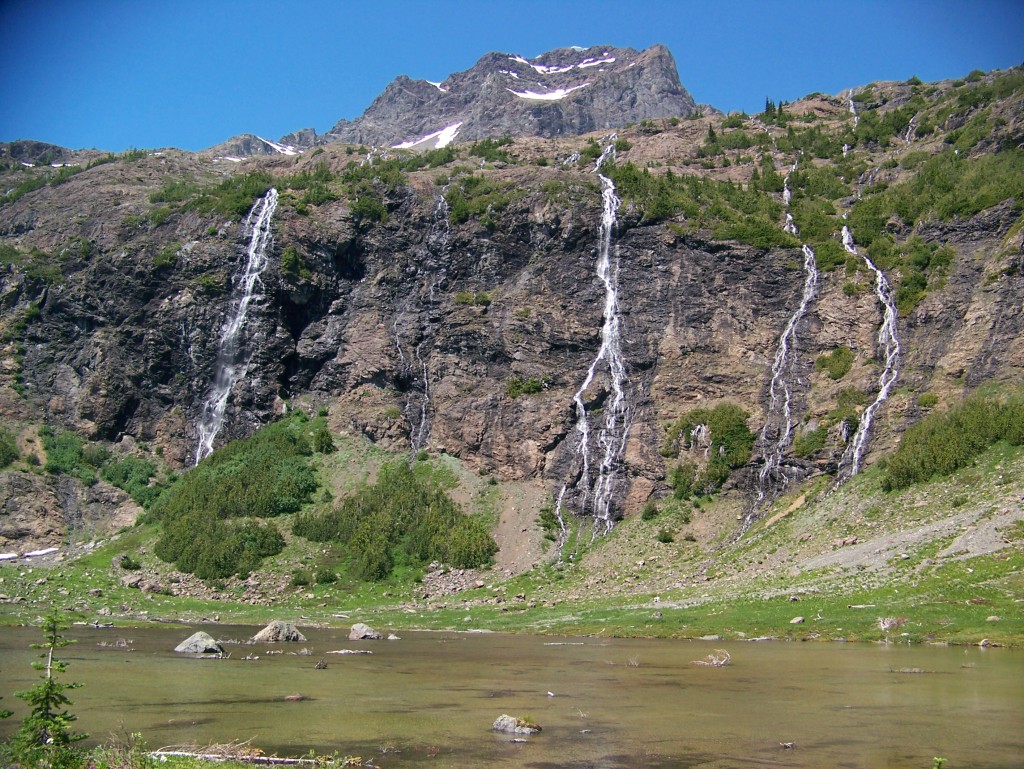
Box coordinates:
[393,121,464,149]
[508,84,589,101]
[257,137,301,156]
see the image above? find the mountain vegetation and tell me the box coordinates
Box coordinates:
[0,54,1022,654]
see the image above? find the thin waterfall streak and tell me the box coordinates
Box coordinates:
[748,141,817,524]
[411,342,431,453]
[194,188,278,464]
[752,244,818,515]
[838,226,900,479]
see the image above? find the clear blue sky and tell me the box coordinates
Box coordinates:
[1,0,1021,152]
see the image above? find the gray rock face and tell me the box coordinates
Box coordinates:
[288,44,697,150]
[251,620,307,643]
[349,622,383,640]
[174,631,224,654]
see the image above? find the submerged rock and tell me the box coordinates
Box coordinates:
[492,714,542,734]
[251,620,307,643]
[349,622,383,640]
[174,631,224,655]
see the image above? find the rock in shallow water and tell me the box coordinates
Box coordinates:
[174,631,223,654]
[492,714,542,734]
[251,620,307,643]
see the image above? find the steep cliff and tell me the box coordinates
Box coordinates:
[0,64,1022,560]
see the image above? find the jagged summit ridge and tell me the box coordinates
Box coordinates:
[282,44,697,151]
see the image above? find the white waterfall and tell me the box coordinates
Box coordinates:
[751,244,819,516]
[748,151,820,523]
[847,93,860,129]
[553,161,630,544]
[904,115,917,143]
[194,188,279,464]
[838,225,900,478]
[400,191,450,456]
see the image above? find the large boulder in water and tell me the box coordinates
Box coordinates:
[349,622,383,640]
[492,714,542,734]
[174,631,223,654]
[251,620,307,643]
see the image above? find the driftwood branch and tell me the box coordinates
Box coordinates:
[690,649,731,667]
[150,741,365,766]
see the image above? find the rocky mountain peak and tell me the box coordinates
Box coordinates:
[278,43,696,151]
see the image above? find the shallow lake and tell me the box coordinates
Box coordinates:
[1,624,1021,768]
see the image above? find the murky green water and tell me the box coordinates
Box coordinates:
[0,624,1021,768]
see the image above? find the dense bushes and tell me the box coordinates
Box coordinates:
[444,174,520,226]
[848,149,1024,242]
[149,415,317,578]
[0,428,17,467]
[883,394,1024,491]
[101,456,160,507]
[154,514,284,580]
[662,404,754,498]
[190,171,274,217]
[150,417,317,522]
[605,162,795,250]
[815,346,854,380]
[292,463,496,580]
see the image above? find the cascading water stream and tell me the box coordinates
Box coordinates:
[397,191,450,458]
[552,143,630,547]
[751,244,819,518]
[194,188,279,464]
[748,153,819,522]
[837,225,900,479]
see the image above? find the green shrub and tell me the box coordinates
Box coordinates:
[119,554,142,571]
[39,428,93,484]
[656,528,675,543]
[315,568,337,585]
[882,393,1024,491]
[640,500,660,521]
[350,194,388,223]
[663,404,754,498]
[313,427,335,454]
[289,569,312,587]
[506,375,546,398]
[149,179,200,204]
[917,392,939,409]
[190,171,274,218]
[792,427,827,457]
[469,136,514,163]
[292,462,496,580]
[150,416,317,522]
[0,428,18,467]
[280,245,311,279]
[102,456,162,507]
[445,174,520,225]
[150,415,316,577]
[155,514,285,580]
[815,346,854,380]
[153,243,179,270]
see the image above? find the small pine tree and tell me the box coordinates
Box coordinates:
[13,611,86,767]
[313,426,335,454]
